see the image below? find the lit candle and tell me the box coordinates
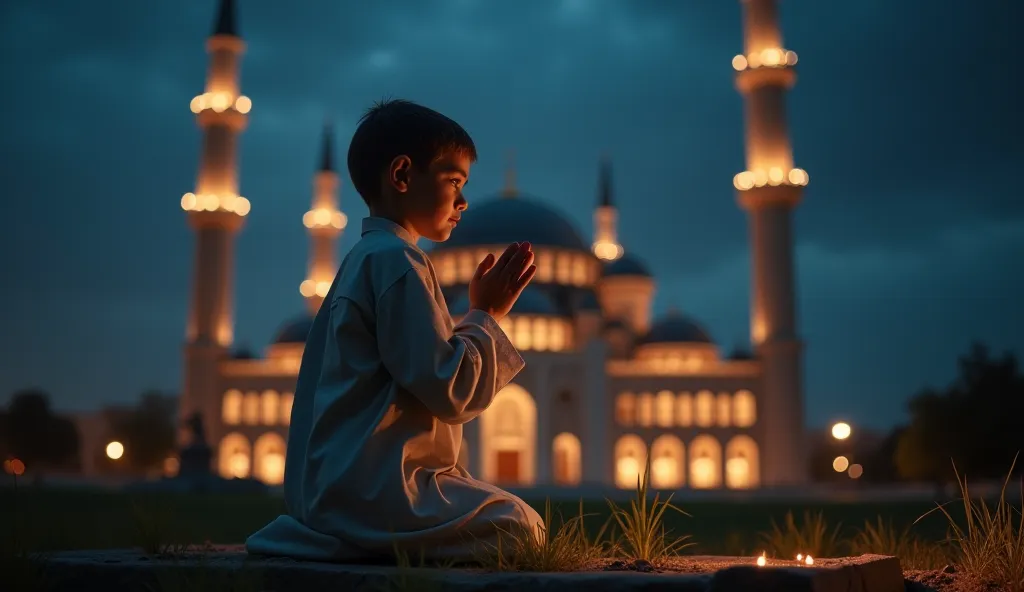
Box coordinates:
[756,552,767,567]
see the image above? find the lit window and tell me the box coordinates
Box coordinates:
[552,432,581,486]
[556,252,572,283]
[439,255,456,285]
[532,317,549,351]
[221,389,242,425]
[572,255,588,285]
[550,321,566,351]
[689,434,722,489]
[655,390,675,427]
[458,252,474,282]
[695,391,714,427]
[725,435,759,489]
[515,317,533,350]
[733,390,757,427]
[650,435,684,489]
[614,435,647,489]
[261,390,279,425]
[615,393,636,426]
[243,391,260,425]
[536,251,553,282]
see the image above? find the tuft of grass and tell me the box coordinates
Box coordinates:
[1,474,52,590]
[760,510,842,559]
[475,498,608,572]
[849,516,949,570]
[605,454,693,565]
[918,454,1024,591]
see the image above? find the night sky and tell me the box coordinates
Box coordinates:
[1,0,1019,431]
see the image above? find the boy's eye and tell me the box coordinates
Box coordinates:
[450,179,462,189]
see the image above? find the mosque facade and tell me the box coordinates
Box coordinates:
[176,0,811,490]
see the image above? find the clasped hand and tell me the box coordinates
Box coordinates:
[468,242,537,321]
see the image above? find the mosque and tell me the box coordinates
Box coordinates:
[176,0,811,490]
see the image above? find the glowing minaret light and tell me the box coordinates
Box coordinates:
[300,123,346,313]
[179,0,249,445]
[733,0,808,485]
[592,156,623,261]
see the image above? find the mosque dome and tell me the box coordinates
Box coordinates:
[639,311,714,345]
[272,314,315,344]
[603,253,652,278]
[448,286,560,317]
[440,195,589,251]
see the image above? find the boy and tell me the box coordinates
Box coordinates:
[246,99,542,563]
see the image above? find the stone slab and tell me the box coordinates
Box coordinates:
[26,548,906,592]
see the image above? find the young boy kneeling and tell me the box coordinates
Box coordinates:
[246,99,542,563]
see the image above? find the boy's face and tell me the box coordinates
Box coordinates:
[400,151,471,242]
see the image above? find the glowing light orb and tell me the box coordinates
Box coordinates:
[832,455,850,472]
[106,441,125,460]
[831,422,851,440]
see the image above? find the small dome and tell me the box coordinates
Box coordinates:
[440,196,589,251]
[272,314,315,344]
[448,286,559,316]
[603,253,652,278]
[640,312,713,345]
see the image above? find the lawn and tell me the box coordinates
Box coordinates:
[2,484,951,556]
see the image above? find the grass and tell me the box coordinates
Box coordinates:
[4,462,1021,588]
[918,455,1024,590]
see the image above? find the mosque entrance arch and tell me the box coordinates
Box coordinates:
[479,383,536,486]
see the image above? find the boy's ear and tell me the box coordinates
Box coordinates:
[388,155,413,193]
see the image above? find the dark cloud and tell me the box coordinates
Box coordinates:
[0,0,1019,428]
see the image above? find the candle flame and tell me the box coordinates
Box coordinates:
[796,553,803,561]
[756,552,767,567]
[805,555,814,566]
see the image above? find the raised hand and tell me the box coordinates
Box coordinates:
[468,242,537,322]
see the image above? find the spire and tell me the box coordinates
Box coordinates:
[318,121,334,173]
[212,0,238,37]
[598,154,613,207]
[502,149,517,198]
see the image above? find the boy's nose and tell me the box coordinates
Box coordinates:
[455,195,468,210]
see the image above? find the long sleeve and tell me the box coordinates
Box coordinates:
[374,268,524,425]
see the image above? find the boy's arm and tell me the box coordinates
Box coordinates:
[374,267,524,425]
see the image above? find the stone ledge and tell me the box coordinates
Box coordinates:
[29,548,907,592]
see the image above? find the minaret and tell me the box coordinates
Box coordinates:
[592,157,623,261]
[179,0,250,445]
[732,0,809,486]
[299,123,346,313]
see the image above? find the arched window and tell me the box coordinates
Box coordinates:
[253,432,287,485]
[552,432,582,486]
[243,391,260,425]
[615,392,636,426]
[695,390,715,427]
[733,390,757,427]
[221,390,243,425]
[261,390,280,425]
[689,434,722,489]
[655,390,675,427]
[725,435,760,489]
[650,435,685,489]
[479,383,537,486]
[614,435,648,489]
[218,433,251,479]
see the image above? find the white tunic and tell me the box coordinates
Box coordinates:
[246,217,541,562]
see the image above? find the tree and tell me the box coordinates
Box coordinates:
[895,343,1024,483]
[2,389,80,470]
[109,390,177,473]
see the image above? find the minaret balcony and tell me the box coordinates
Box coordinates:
[733,48,797,92]
[299,279,332,298]
[592,239,623,261]
[302,207,347,231]
[191,92,251,115]
[733,167,808,191]
[182,192,250,217]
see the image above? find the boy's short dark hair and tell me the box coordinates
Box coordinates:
[347,98,478,206]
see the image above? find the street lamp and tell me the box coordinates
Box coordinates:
[106,441,125,460]
[831,422,851,440]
